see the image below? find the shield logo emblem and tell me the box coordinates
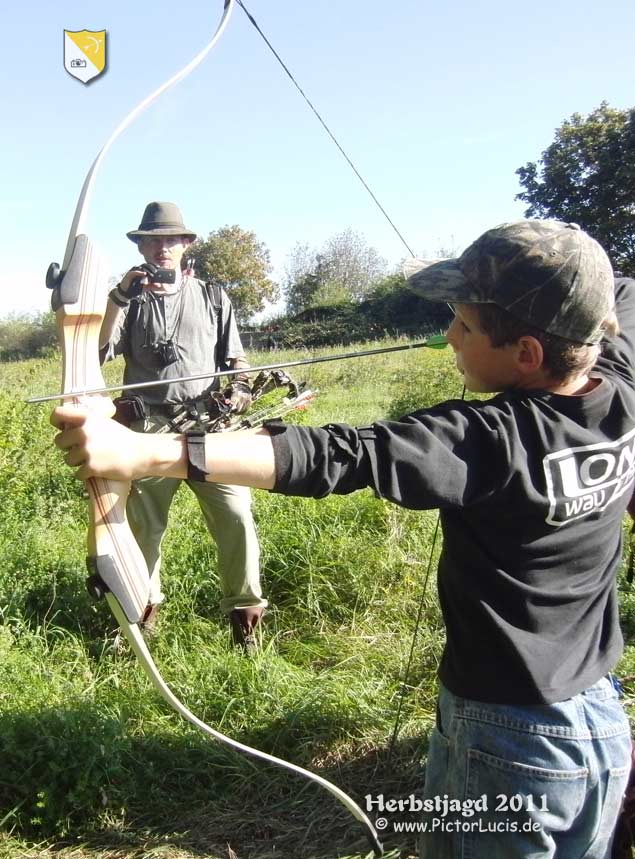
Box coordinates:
[64,30,107,84]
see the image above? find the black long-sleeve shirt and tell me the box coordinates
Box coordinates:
[268,279,635,705]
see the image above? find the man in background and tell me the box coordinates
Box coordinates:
[99,201,266,649]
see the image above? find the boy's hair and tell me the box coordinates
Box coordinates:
[475,303,618,382]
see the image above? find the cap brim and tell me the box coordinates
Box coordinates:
[405,257,479,304]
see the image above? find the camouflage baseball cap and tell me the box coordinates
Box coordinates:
[406,220,614,344]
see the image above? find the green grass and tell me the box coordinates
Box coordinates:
[1,339,635,859]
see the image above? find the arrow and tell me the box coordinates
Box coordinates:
[28,336,448,404]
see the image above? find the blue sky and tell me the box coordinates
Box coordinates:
[1,0,633,317]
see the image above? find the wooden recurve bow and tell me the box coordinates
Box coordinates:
[46,3,383,853]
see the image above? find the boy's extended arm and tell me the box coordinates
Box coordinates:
[52,405,277,488]
[52,398,499,511]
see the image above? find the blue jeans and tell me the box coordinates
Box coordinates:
[420,678,631,859]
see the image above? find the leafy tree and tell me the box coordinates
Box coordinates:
[185,225,278,323]
[284,229,387,314]
[516,102,635,275]
[319,229,387,301]
[284,271,320,317]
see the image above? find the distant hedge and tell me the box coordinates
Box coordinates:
[257,283,452,349]
[0,312,57,362]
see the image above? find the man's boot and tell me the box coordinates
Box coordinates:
[229,606,264,654]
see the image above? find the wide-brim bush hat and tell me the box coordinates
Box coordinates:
[405,220,614,344]
[127,201,197,242]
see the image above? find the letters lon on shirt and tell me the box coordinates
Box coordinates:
[543,427,635,525]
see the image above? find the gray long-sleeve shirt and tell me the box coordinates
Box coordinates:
[102,277,245,406]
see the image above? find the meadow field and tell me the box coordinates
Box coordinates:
[1,340,635,859]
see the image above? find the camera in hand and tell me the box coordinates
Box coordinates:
[142,263,176,284]
[129,263,176,296]
[152,339,179,368]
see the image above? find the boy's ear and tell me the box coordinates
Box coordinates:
[515,335,544,375]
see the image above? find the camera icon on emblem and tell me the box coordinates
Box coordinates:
[70,58,87,68]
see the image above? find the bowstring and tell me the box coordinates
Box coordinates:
[235,0,415,258]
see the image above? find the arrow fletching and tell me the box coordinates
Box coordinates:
[424,334,448,349]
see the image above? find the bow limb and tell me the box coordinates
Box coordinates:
[107,595,383,855]
[60,0,235,270]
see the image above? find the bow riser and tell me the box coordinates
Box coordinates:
[52,235,151,624]
[105,592,383,854]
[54,236,113,415]
[87,478,151,623]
